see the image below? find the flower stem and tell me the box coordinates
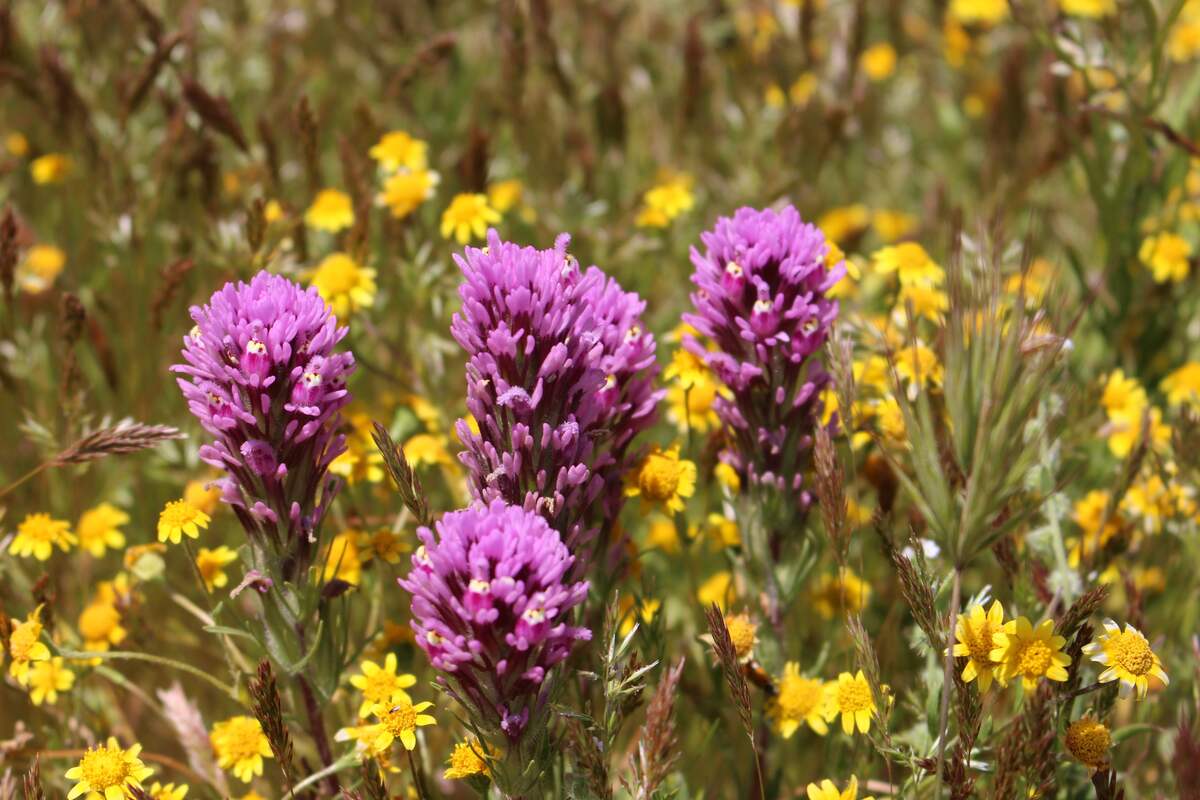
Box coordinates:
[296,672,340,793]
[935,566,962,798]
[56,647,242,701]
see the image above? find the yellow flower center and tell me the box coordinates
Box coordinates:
[79,745,132,791]
[21,516,62,542]
[447,741,488,777]
[9,621,42,660]
[777,675,823,718]
[1014,640,1052,677]
[363,671,400,705]
[381,703,417,737]
[639,455,684,502]
[1107,631,1154,676]
[964,620,997,664]
[1065,718,1111,767]
[79,604,120,641]
[216,717,267,762]
[836,678,873,713]
[725,615,757,659]
[313,254,363,294]
[161,501,204,530]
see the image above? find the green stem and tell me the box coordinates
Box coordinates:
[280,752,358,799]
[0,461,50,500]
[934,566,962,798]
[57,647,242,702]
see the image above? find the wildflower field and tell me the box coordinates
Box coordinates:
[5,1,1200,798]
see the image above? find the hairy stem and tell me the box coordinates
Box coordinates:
[935,566,962,798]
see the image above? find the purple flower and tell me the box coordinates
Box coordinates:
[451,230,660,549]
[399,499,591,742]
[172,271,355,571]
[683,205,842,505]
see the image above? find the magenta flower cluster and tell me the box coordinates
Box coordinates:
[400,499,591,742]
[451,230,660,548]
[172,270,355,571]
[683,205,842,505]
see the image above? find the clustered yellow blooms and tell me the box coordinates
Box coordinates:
[769,666,878,737]
[1138,232,1192,284]
[9,512,76,560]
[157,498,211,545]
[625,445,698,515]
[954,603,1071,691]
[635,171,695,228]
[308,252,377,319]
[810,568,871,620]
[348,653,418,719]
[663,348,728,434]
[211,715,273,783]
[1100,370,1170,458]
[441,193,501,244]
[1162,361,1200,411]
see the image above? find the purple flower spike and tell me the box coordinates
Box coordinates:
[451,230,660,549]
[399,499,591,742]
[172,271,355,571]
[684,205,842,506]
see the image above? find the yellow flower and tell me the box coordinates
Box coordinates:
[872,242,944,286]
[361,528,410,564]
[263,199,285,223]
[369,130,428,172]
[872,210,917,243]
[323,530,363,586]
[644,515,682,555]
[713,461,741,493]
[723,613,758,662]
[211,716,273,783]
[1003,257,1055,304]
[1065,716,1111,769]
[196,546,239,592]
[17,244,66,293]
[697,571,734,611]
[349,653,418,719]
[950,0,1009,23]
[309,252,377,318]
[666,373,725,433]
[1061,0,1116,17]
[1102,370,1145,418]
[184,479,221,515]
[807,775,873,800]
[1082,619,1168,699]
[304,188,355,232]
[625,445,697,515]
[31,153,71,184]
[1169,15,1200,62]
[636,173,695,227]
[896,283,948,322]
[770,663,829,737]
[124,543,166,571]
[65,737,154,800]
[818,205,871,245]
[9,512,76,560]
[487,179,524,213]
[444,738,491,779]
[27,656,75,705]
[951,600,1005,691]
[79,602,127,652]
[810,569,871,619]
[7,605,51,682]
[828,670,876,735]
[860,43,897,81]
[157,499,210,544]
[404,433,453,468]
[790,72,819,106]
[441,193,501,244]
[990,616,1071,690]
[5,131,29,156]
[378,168,439,219]
[702,512,741,549]
[765,83,787,109]
[146,782,189,800]
[1138,232,1192,283]
[77,503,129,558]
[1162,361,1200,410]
[369,698,437,751]
[893,340,943,389]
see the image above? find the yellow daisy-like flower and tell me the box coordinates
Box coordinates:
[9,512,76,560]
[1060,0,1116,17]
[618,595,661,638]
[951,600,1006,691]
[5,131,29,156]
[1162,361,1200,410]
[79,601,127,653]
[723,613,758,662]
[810,569,871,620]
[990,616,1071,690]
[77,503,130,558]
[697,570,734,611]
[770,663,829,738]
[195,546,239,592]
[378,168,440,219]
[211,716,273,783]
[807,775,874,800]
[309,252,377,319]
[369,699,437,751]
[404,433,453,468]
[146,782,189,800]
[818,204,871,245]
[713,462,741,493]
[360,528,410,564]
[157,499,211,545]
[872,242,944,287]
[487,179,525,214]
[440,193,501,244]
[828,670,876,735]
[369,130,428,172]
[624,445,698,515]
[1065,716,1111,769]
[950,0,1009,24]
[860,43,897,81]
[27,656,75,705]
[66,738,154,800]
[31,153,72,184]
[444,738,492,779]
[17,244,66,293]
[7,605,51,682]
[349,653,418,719]
[635,173,695,228]
[184,479,221,515]
[1082,619,1168,699]
[1138,232,1192,284]
[304,188,355,233]
[323,530,363,586]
